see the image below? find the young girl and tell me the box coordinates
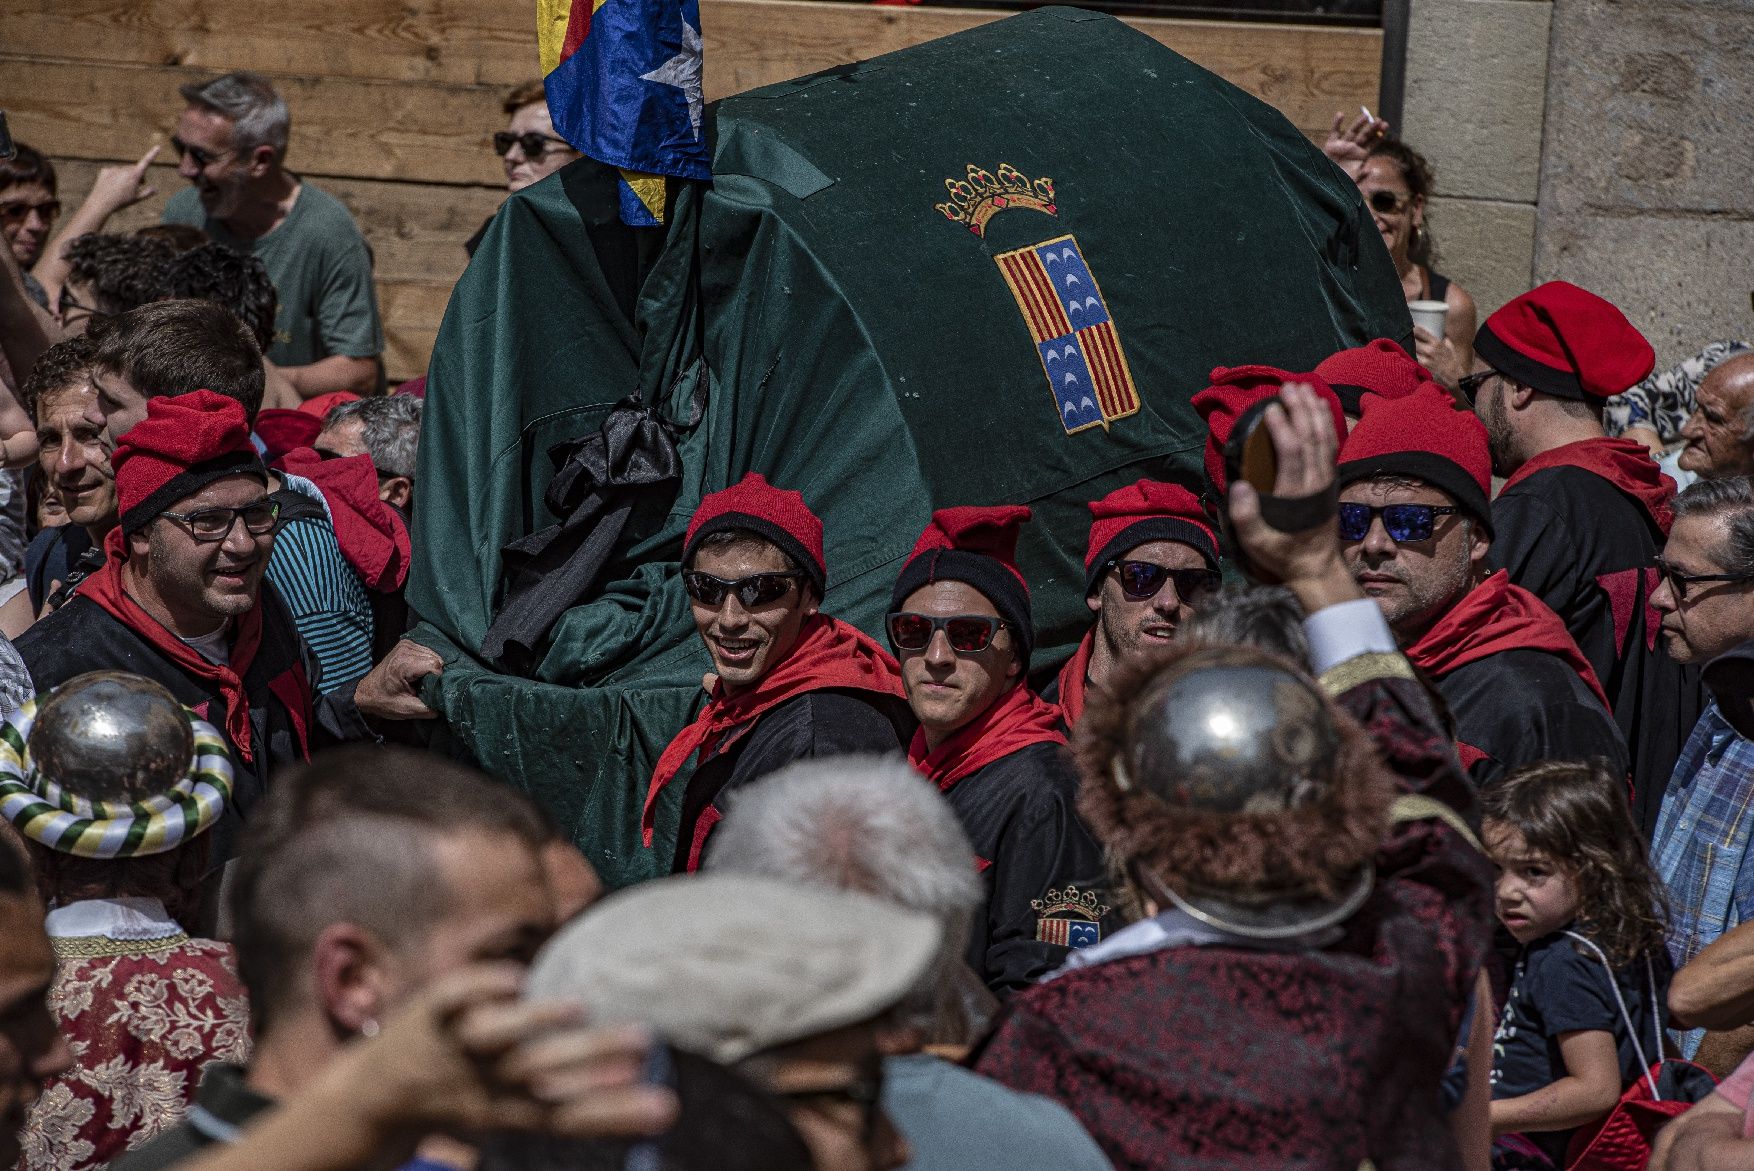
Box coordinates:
[1484,760,1673,1168]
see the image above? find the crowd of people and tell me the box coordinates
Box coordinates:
[0,62,1753,1171]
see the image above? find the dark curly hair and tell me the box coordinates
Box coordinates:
[65,232,176,317]
[1073,640,1396,915]
[20,333,97,420]
[1366,138,1438,267]
[1481,760,1668,966]
[152,241,278,352]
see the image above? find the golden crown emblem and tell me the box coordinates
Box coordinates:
[935,163,1057,237]
[1030,885,1110,921]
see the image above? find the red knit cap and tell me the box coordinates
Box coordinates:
[891,505,1034,665]
[1337,382,1493,534]
[114,390,266,535]
[254,408,323,465]
[1083,480,1217,593]
[1314,339,1432,416]
[683,472,827,594]
[1192,365,1346,495]
[1473,281,1655,401]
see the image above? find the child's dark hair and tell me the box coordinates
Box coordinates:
[1482,760,1668,965]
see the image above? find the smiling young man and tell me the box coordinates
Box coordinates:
[891,506,1116,994]
[14,391,376,872]
[1048,479,1220,728]
[1337,383,1625,786]
[641,473,912,874]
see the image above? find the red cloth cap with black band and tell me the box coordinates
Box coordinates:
[891,505,1034,667]
[1192,365,1347,496]
[1083,479,1217,595]
[114,389,268,536]
[1337,382,1494,536]
[683,472,827,596]
[1473,281,1655,401]
[1314,338,1432,417]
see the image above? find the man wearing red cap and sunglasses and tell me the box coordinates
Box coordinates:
[1048,480,1221,728]
[890,506,1117,994]
[1466,281,1700,829]
[1337,382,1626,785]
[641,473,913,874]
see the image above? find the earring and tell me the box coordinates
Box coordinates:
[359,1019,380,1039]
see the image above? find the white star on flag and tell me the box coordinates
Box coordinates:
[640,17,704,138]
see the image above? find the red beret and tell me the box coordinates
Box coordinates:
[1474,281,1655,401]
[1192,365,1346,495]
[1084,480,1216,593]
[253,408,323,466]
[1338,382,1493,533]
[114,390,266,535]
[1314,339,1432,416]
[683,472,827,594]
[892,505,1034,665]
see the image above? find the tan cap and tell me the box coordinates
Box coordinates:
[526,874,941,1064]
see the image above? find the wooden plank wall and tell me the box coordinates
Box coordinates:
[1,0,1380,382]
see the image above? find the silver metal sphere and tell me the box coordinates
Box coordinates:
[1122,661,1338,815]
[28,671,194,805]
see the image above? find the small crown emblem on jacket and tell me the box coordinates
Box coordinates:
[935,163,1057,237]
[1033,885,1110,949]
[1031,886,1110,920]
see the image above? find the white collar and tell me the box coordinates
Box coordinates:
[1045,907,1342,980]
[44,897,183,941]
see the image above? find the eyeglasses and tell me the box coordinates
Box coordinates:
[159,500,280,542]
[1367,190,1410,215]
[1338,502,1461,544]
[885,612,1007,654]
[1110,560,1221,604]
[1655,559,1754,602]
[1457,369,1499,406]
[170,136,231,169]
[681,570,801,609]
[492,131,573,159]
[0,198,59,225]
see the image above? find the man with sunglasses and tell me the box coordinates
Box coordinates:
[1649,478,1754,1068]
[162,71,383,398]
[1049,479,1221,727]
[1466,281,1698,830]
[890,506,1116,993]
[15,391,376,879]
[641,473,912,874]
[1337,383,1624,786]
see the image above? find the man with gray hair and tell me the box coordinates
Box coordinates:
[1676,353,1754,484]
[163,71,383,399]
[317,395,422,513]
[707,756,1114,1171]
[1650,477,1754,1072]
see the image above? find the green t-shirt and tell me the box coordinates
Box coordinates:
[164,180,384,368]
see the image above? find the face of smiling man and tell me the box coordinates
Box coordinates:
[686,536,818,694]
[125,474,277,638]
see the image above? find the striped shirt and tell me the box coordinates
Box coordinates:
[266,474,373,693]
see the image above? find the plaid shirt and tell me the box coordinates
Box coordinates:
[1653,701,1754,1054]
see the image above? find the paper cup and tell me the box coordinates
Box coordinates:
[1409,300,1448,338]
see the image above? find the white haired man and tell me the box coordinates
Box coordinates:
[707,756,1114,1171]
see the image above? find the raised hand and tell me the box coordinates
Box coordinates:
[1323,109,1390,180]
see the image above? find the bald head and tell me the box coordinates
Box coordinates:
[1680,353,1754,480]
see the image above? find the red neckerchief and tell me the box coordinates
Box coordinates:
[276,448,412,591]
[641,614,906,845]
[78,530,310,763]
[1054,630,1096,727]
[1502,437,1675,536]
[1406,570,1609,707]
[908,682,1067,792]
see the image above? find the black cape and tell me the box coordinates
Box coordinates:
[1435,648,1629,789]
[669,688,915,874]
[1489,466,1701,831]
[943,741,1122,995]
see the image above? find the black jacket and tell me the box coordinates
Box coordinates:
[1435,647,1629,789]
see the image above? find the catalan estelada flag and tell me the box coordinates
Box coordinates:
[537,0,711,225]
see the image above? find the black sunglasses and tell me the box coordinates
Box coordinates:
[159,500,281,543]
[681,570,801,609]
[170,136,230,168]
[492,131,572,159]
[886,612,1006,654]
[1457,369,1499,406]
[1655,559,1754,603]
[1367,190,1410,215]
[0,198,59,224]
[1338,502,1461,544]
[1110,560,1220,604]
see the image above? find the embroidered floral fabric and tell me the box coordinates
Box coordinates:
[18,938,251,1171]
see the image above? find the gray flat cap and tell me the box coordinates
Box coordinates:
[527,874,941,1064]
